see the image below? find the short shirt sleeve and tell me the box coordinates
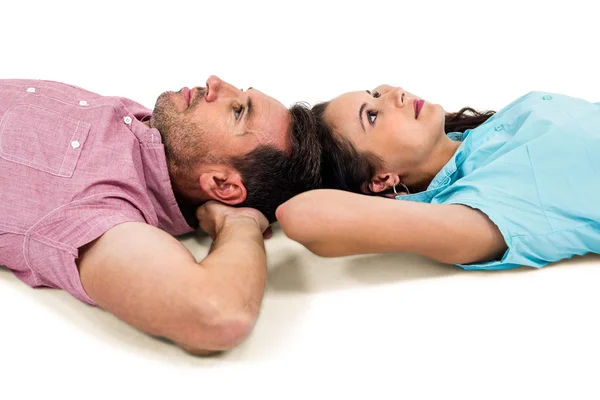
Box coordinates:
[431,145,558,270]
[431,137,600,270]
[428,92,600,270]
[25,196,148,305]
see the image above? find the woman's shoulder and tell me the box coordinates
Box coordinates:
[460,92,546,135]
[465,91,599,144]
[496,91,596,117]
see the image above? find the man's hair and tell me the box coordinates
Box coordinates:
[230,102,322,222]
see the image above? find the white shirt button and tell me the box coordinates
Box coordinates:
[79,100,88,106]
[123,116,132,125]
[71,140,80,149]
[26,87,36,93]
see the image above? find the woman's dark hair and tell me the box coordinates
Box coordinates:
[444,107,496,134]
[313,102,495,195]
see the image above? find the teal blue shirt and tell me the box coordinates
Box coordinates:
[396,91,600,270]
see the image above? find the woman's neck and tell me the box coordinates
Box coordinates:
[403,135,462,193]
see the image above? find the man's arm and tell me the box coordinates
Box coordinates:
[276,189,506,265]
[78,203,268,355]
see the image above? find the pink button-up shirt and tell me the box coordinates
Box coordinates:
[0,80,194,305]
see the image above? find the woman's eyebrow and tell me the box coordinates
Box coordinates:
[359,102,367,133]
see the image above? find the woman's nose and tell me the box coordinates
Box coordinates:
[390,87,406,108]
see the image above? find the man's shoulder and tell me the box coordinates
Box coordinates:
[0,79,102,99]
[29,194,151,254]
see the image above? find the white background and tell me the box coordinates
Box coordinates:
[2,0,600,399]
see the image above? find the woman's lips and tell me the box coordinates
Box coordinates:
[414,99,425,118]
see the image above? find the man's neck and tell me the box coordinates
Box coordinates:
[175,196,200,229]
[166,159,204,230]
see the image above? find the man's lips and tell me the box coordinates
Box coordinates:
[181,87,191,106]
[414,99,425,118]
[181,87,206,108]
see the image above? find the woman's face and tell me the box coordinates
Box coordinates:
[324,84,447,190]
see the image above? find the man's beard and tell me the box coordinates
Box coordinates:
[150,90,209,169]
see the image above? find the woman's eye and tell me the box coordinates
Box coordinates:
[234,106,244,120]
[372,91,381,99]
[367,110,378,124]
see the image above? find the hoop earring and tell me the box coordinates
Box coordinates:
[393,182,410,196]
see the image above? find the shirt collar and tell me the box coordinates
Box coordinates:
[123,100,194,235]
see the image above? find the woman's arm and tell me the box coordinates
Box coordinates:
[276,189,507,265]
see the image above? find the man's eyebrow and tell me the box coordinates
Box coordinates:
[366,90,371,95]
[359,102,366,133]
[246,96,253,121]
[239,96,254,136]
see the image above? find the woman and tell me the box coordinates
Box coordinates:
[276,85,600,269]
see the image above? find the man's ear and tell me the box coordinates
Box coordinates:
[366,173,400,194]
[198,166,247,205]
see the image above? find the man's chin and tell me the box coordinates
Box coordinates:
[150,101,175,132]
[153,90,174,109]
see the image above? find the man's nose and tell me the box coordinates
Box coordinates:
[205,75,223,102]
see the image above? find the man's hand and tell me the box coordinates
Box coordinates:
[196,201,272,239]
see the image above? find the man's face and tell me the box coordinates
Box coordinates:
[151,75,291,168]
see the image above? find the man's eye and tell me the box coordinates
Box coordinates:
[372,91,381,99]
[234,106,244,120]
[367,110,378,124]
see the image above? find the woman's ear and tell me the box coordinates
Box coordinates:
[367,173,400,194]
[198,166,247,205]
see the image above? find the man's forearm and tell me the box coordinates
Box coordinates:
[199,218,267,318]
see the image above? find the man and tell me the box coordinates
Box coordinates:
[0,76,320,354]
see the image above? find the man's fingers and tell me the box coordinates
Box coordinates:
[262,226,273,239]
